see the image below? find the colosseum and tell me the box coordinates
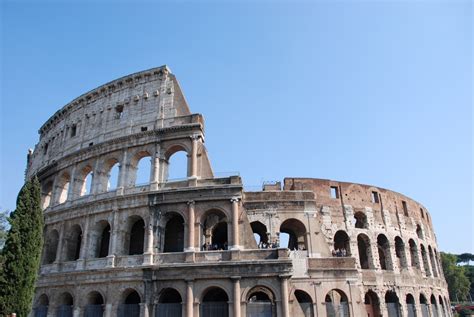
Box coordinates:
[26,66,450,317]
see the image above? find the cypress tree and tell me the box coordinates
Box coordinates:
[0,177,44,317]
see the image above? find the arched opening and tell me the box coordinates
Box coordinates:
[156,288,182,317]
[201,287,229,317]
[357,234,372,269]
[118,290,140,317]
[408,239,420,268]
[107,160,120,191]
[431,294,439,317]
[89,221,111,258]
[377,234,392,270]
[406,294,416,317]
[280,218,307,250]
[57,292,73,317]
[439,296,446,317]
[64,224,82,261]
[434,249,442,277]
[294,290,313,317]
[251,221,269,248]
[163,214,185,253]
[201,210,228,251]
[135,155,152,185]
[333,230,350,256]
[364,290,380,317]
[247,287,275,317]
[34,294,49,317]
[385,291,400,317]
[77,165,94,196]
[416,224,423,239]
[166,150,188,181]
[395,237,408,269]
[128,218,145,255]
[41,181,53,209]
[57,173,71,204]
[353,211,368,229]
[429,246,439,277]
[420,294,429,317]
[84,291,104,317]
[420,244,431,276]
[43,229,59,264]
[325,289,349,317]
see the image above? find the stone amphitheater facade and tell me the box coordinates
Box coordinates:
[26,66,451,317]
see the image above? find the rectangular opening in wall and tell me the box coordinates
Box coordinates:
[89,142,94,147]
[43,143,49,155]
[420,208,424,218]
[141,126,148,132]
[115,105,124,119]
[70,125,77,137]
[330,186,339,199]
[402,200,408,216]
[371,191,379,203]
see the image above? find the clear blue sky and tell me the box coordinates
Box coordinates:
[1,0,472,254]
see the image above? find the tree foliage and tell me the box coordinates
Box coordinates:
[0,178,44,317]
[0,210,10,250]
[457,253,474,264]
[441,252,471,301]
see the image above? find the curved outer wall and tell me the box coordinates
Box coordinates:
[27,67,450,317]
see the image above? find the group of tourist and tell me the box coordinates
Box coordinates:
[258,241,279,249]
[332,248,348,257]
[201,242,228,251]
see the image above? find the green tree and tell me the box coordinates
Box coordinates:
[441,252,470,301]
[0,210,10,250]
[0,177,44,317]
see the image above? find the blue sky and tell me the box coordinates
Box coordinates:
[1,0,472,253]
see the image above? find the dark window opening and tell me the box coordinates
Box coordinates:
[354,212,368,229]
[163,215,184,253]
[371,191,379,203]
[129,219,145,255]
[211,222,228,250]
[115,105,124,119]
[70,125,77,137]
[141,126,148,132]
[98,225,110,258]
[402,201,408,216]
[43,143,49,155]
[420,208,424,219]
[89,142,94,147]
[330,186,339,199]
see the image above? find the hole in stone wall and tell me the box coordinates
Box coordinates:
[330,186,339,199]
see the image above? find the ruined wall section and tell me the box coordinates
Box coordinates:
[27,66,192,178]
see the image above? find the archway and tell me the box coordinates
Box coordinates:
[84,291,104,317]
[364,290,380,317]
[64,224,82,261]
[429,246,438,277]
[406,294,416,317]
[420,245,431,276]
[128,217,145,255]
[431,294,439,317]
[201,287,229,317]
[106,160,120,191]
[395,237,408,269]
[41,181,53,209]
[166,150,188,181]
[325,289,349,317]
[90,221,111,258]
[439,296,446,317]
[135,155,152,185]
[34,294,49,317]
[333,230,350,256]
[202,210,228,250]
[294,290,313,317]
[385,291,400,317]
[280,218,307,250]
[357,234,372,269]
[118,289,140,317]
[43,229,59,264]
[57,173,71,204]
[408,239,420,268]
[247,287,275,317]
[416,225,423,239]
[420,294,429,317]
[251,221,269,247]
[56,292,73,317]
[163,214,185,252]
[377,234,392,270]
[156,288,182,317]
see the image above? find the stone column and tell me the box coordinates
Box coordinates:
[143,222,154,265]
[185,201,196,251]
[232,277,241,317]
[230,197,241,250]
[55,225,65,264]
[107,209,119,267]
[189,135,199,179]
[139,303,149,317]
[77,216,90,270]
[67,165,77,201]
[104,304,113,317]
[116,150,128,194]
[186,280,194,317]
[91,159,101,194]
[280,275,290,317]
[150,151,161,190]
[72,306,81,317]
